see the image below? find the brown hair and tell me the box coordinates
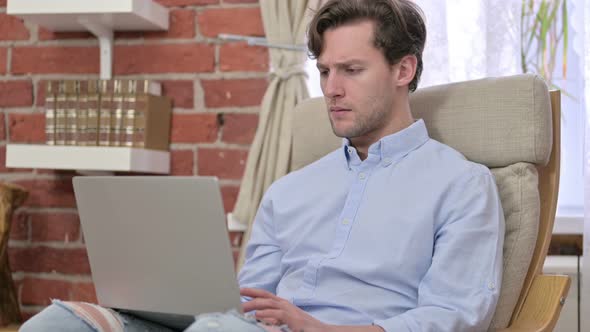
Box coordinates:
[307,0,426,92]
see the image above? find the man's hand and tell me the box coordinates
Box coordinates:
[240,288,328,332]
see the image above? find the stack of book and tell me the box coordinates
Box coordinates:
[44,79,172,150]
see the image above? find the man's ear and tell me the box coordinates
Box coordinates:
[395,55,418,88]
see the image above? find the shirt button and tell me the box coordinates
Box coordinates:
[348,148,353,153]
[488,282,495,290]
[359,172,366,180]
[342,219,350,225]
[382,158,392,166]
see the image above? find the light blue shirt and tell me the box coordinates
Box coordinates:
[238,119,505,331]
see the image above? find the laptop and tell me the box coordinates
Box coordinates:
[73,176,243,330]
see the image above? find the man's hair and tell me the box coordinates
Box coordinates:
[307,0,426,92]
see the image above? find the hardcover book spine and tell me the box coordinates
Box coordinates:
[55,91,67,146]
[110,80,124,147]
[87,80,100,146]
[44,80,61,145]
[76,94,88,146]
[98,80,113,146]
[131,95,147,148]
[44,94,56,145]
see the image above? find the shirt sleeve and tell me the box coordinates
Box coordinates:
[374,164,505,332]
[237,187,284,297]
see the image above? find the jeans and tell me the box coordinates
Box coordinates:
[19,302,284,332]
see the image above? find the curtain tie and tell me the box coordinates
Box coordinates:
[271,65,308,80]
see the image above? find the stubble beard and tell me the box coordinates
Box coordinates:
[329,100,391,139]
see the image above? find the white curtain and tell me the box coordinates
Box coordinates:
[414,0,522,87]
[232,1,321,269]
[582,0,590,329]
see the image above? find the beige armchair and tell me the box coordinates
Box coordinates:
[283,74,569,331]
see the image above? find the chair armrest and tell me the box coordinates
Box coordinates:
[498,274,570,332]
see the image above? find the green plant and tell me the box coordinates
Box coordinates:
[520,0,569,92]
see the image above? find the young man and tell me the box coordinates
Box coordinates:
[21,1,504,331]
[236,0,504,331]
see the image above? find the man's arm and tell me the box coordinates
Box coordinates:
[238,189,284,295]
[373,165,505,331]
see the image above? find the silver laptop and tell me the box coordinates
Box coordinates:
[73,176,242,330]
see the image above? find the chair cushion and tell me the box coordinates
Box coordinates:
[488,163,540,329]
[290,74,552,171]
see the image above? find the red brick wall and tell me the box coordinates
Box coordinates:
[0,0,266,319]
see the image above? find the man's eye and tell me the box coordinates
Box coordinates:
[346,68,361,74]
[319,70,329,76]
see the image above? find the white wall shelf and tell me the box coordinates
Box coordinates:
[6,144,170,174]
[7,0,169,79]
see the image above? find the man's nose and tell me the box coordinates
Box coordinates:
[323,73,344,99]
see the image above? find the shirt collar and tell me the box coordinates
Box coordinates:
[342,119,430,168]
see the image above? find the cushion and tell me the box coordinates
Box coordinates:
[290,74,552,171]
[488,163,540,329]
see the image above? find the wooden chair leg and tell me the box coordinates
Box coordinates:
[0,183,28,327]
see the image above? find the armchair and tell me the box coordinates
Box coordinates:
[282,74,569,331]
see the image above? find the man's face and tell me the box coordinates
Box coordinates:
[317,20,398,140]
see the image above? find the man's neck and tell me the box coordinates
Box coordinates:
[350,111,414,161]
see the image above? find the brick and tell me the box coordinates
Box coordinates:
[220,42,269,72]
[222,113,258,144]
[20,311,38,322]
[232,247,240,265]
[8,246,91,274]
[0,47,6,74]
[198,8,264,37]
[229,231,243,247]
[9,211,28,241]
[171,113,218,143]
[156,0,218,6]
[13,178,76,208]
[11,47,99,74]
[221,185,239,213]
[31,213,80,243]
[171,149,194,175]
[117,10,195,39]
[197,148,247,179]
[0,0,6,7]
[0,112,5,140]
[202,78,267,108]
[70,282,98,303]
[9,113,45,143]
[0,14,30,41]
[161,80,194,108]
[20,278,97,305]
[38,28,93,41]
[21,278,70,305]
[36,80,47,107]
[114,44,214,74]
[0,81,33,107]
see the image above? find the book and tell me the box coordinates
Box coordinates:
[110,80,125,147]
[86,80,100,146]
[122,94,172,150]
[54,84,67,145]
[44,81,58,145]
[64,81,78,146]
[98,80,112,147]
